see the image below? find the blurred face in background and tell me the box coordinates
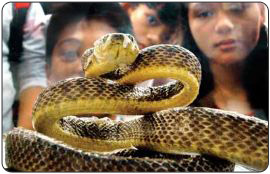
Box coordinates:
[124,3,173,48]
[188,3,265,65]
[47,19,116,85]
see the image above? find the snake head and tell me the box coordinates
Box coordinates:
[82,33,140,77]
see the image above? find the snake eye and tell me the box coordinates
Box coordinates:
[128,35,134,42]
[102,35,109,43]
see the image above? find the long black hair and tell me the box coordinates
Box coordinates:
[181,3,269,118]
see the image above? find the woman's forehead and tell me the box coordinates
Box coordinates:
[189,2,251,9]
[189,3,216,9]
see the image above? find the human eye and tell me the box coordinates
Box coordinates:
[190,4,215,19]
[57,39,81,62]
[196,10,213,18]
[147,15,159,26]
[60,50,79,62]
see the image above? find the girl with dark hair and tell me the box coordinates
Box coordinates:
[182,3,268,120]
[121,2,184,49]
[46,3,133,85]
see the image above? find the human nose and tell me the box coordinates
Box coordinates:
[214,13,234,35]
[146,33,160,45]
[74,59,84,76]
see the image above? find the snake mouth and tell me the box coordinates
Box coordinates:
[114,47,120,60]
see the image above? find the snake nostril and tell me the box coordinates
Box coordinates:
[112,34,124,41]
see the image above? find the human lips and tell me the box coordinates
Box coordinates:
[214,39,237,51]
[138,42,147,49]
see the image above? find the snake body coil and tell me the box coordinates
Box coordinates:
[5,33,268,172]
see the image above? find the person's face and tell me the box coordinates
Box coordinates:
[47,19,117,85]
[188,3,265,64]
[127,4,173,48]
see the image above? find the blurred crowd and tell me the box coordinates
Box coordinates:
[2,2,268,133]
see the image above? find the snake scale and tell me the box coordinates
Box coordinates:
[5,33,268,172]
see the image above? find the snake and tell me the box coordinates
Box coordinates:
[5,33,268,172]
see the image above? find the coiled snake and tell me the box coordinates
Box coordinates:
[5,33,268,172]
